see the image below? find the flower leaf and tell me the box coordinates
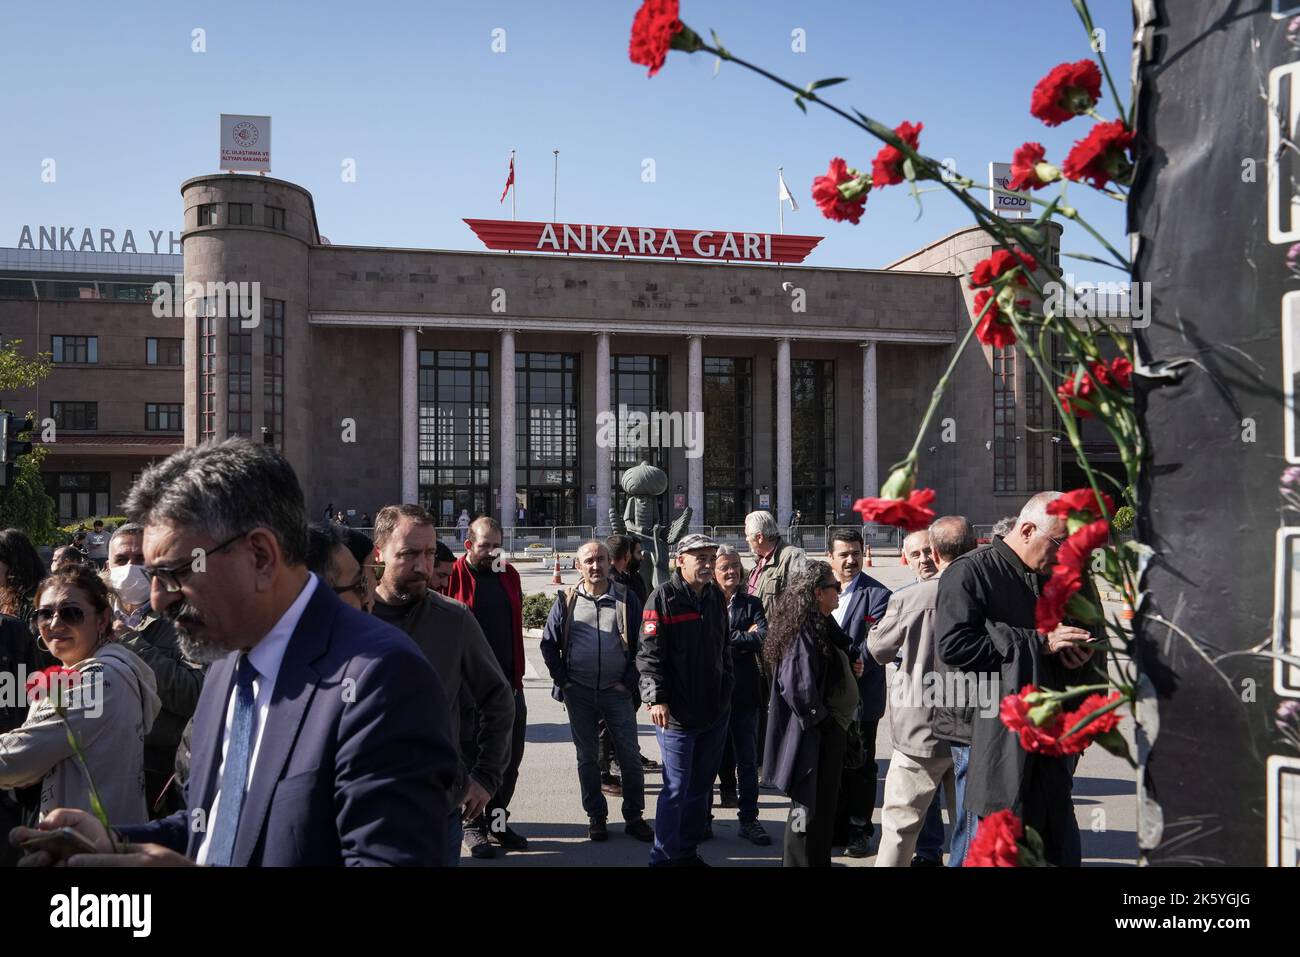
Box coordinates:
[810,77,848,90]
[793,95,807,114]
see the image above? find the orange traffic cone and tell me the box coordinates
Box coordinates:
[1120,583,1135,621]
[865,544,873,567]
[552,553,563,585]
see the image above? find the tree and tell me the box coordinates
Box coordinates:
[0,340,57,543]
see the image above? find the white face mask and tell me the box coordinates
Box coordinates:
[110,562,152,608]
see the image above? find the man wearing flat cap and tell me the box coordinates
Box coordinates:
[636,533,734,867]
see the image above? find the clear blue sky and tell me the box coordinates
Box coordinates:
[0,0,1131,279]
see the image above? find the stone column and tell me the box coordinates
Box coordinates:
[776,337,792,528]
[499,329,517,530]
[687,335,704,526]
[595,332,612,528]
[400,327,419,504]
[862,341,879,498]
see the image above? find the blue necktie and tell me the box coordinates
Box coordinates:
[207,654,258,867]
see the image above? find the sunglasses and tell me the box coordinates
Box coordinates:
[817,580,842,593]
[33,603,88,630]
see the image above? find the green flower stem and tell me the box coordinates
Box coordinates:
[1072,0,1130,128]
[1060,692,1130,740]
[53,703,116,852]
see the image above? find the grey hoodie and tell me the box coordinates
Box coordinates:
[0,642,161,825]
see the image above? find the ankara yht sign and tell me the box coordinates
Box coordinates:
[464,219,821,263]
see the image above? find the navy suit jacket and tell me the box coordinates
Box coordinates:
[839,571,892,721]
[118,578,459,866]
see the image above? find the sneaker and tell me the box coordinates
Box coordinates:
[640,754,662,771]
[489,824,529,851]
[911,854,942,867]
[589,817,609,842]
[738,820,772,846]
[846,830,872,858]
[463,826,496,859]
[624,818,654,842]
[718,789,738,809]
[600,774,623,797]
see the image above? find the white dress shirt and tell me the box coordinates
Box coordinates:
[831,573,859,627]
[196,573,319,865]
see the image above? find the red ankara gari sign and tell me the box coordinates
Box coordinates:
[463,219,822,264]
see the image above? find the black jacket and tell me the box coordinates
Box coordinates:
[724,590,768,711]
[119,613,205,808]
[610,566,648,606]
[637,571,733,731]
[936,536,1097,817]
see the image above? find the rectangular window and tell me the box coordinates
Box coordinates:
[146,337,183,366]
[146,403,183,431]
[611,355,669,518]
[264,206,286,230]
[263,299,285,448]
[228,203,254,226]
[516,352,580,527]
[50,401,98,431]
[993,345,1017,492]
[1024,347,1046,491]
[704,357,753,526]
[228,319,252,435]
[771,358,836,525]
[201,316,216,436]
[43,473,110,523]
[418,350,492,524]
[51,335,97,364]
[197,204,217,227]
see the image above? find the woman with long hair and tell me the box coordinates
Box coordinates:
[0,528,46,625]
[762,560,861,866]
[0,563,160,825]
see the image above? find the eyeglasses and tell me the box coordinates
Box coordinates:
[33,603,88,630]
[333,577,368,599]
[1046,534,1066,548]
[142,530,249,593]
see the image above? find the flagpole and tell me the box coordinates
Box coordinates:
[511,149,516,222]
[552,149,559,222]
[778,166,784,235]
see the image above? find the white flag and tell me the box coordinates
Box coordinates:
[778,169,799,212]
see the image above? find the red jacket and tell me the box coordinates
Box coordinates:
[446,554,525,691]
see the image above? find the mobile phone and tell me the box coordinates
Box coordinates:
[20,826,99,857]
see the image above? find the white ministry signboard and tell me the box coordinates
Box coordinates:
[220,114,271,172]
[989,162,1030,216]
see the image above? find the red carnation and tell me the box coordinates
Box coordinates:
[1058,518,1110,572]
[1000,685,1069,754]
[25,665,81,705]
[1057,365,1100,417]
[1058,692,1124,753]
[1030,59,1102,126]
[971,290,1024,348]
[1063,119,1134,189]
[1103,356,1133,390]
[1008,142,1058,191]
[964,809,1025,867]
[970,249,1038,288]
[629,0,684,78]
[853,488,936,532]
[1036,563,1082,634]
[812,157,870,224]
[871,121,923,188]
[1047,488,1115,523]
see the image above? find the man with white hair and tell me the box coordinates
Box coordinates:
[744,510,806,616]
[936,491,1097,866]
[901,529,937,582]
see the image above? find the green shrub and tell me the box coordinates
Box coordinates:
[55,515,129,544]
[522,591,555,629]
[1111,505,1135,533]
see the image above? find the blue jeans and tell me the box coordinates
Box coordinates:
[915,784,946,862]
[563,683,645,821]
[726,706,761,822]
[651,710,731,865]
[947,744,978,867]
[445,809,462,867]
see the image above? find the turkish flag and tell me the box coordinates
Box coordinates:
[499,155,514,203]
